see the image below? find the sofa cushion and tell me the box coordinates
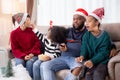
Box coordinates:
[115,62,120,80]
[114,42,120,51]
[101,23,120,41]
[101,23,120,51]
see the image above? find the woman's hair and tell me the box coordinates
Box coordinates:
[12,14,30,25]
[50,26,67,44]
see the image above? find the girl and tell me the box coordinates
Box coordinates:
[32,25,67,80]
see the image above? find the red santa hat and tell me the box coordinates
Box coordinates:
[13,13,28,27]
[89,7,104,23]
[74,8,88,18]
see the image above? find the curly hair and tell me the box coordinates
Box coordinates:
[50,26,67,44]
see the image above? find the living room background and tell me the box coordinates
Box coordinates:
[37,0,120,26]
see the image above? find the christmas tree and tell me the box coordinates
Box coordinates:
[4,59,14,77]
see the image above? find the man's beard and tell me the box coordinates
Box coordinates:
[73,22,84,31]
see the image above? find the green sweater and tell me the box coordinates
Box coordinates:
[80,30,112,65]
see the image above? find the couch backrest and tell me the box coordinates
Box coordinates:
[101,23,120,51]
[37,23,120,51]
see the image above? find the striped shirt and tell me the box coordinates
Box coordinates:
[33,28,61,59]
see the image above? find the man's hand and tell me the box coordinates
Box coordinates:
[59,43,67,52]
[38,54,51,61]
[84,60,93,69]
[109,48,117,58]
[75,56,84,62]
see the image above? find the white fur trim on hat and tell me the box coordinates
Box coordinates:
[89,13,101,23]
[15,21,19,28]
[19,13,28,26]
[74,12,87,18]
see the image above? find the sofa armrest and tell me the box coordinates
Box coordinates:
[108,52,120,80]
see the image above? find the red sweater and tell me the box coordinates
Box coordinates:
[10,27,41,59]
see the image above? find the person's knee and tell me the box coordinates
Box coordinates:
[93,69,105,80]
[72,67,82,72]
[40,62,50,70]
[15,59,25,66]
[33,62,40,69]
[86,71,90,74]
[27,60,32,64]
[26,59,35,66]
[93,70,104,80]
[94,65,107,77]
[72,67,82,76]
[85,71,93,80]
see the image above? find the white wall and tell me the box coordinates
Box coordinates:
[37,0,120,26]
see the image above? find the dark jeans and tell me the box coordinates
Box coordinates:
[85,64,108,80]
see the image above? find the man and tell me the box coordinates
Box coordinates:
[40,8,88,80]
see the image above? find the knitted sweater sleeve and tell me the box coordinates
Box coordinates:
[10,31,26,59]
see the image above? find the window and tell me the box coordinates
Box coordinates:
[37,0,120,26]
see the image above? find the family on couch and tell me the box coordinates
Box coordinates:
[10,7,117,80]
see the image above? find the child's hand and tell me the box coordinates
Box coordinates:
[29,23,35,29]
[75,56,84,62]
[84,60,93,68]
[38,54,51,61]
[24,55,31,60]
[59,43,67,52]
[29,53,34,59]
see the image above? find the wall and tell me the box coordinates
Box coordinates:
[0,0,26,47]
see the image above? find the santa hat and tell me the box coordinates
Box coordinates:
[13,13,28,27]
[89,7,104,23]
[74,8,88,18]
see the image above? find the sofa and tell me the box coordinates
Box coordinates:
[1,23,119,80]
[55,23,120,80]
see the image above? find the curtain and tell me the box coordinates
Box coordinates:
[27,0,34,17]
[31,0,38,24]
[37,0,120,26]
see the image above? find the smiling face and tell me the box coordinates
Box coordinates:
[85,15,99,31]
[73,14,86,31]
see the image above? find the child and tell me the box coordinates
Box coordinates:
[32,25,67,80]
[10,13,41,78]
[76,8,112,80]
